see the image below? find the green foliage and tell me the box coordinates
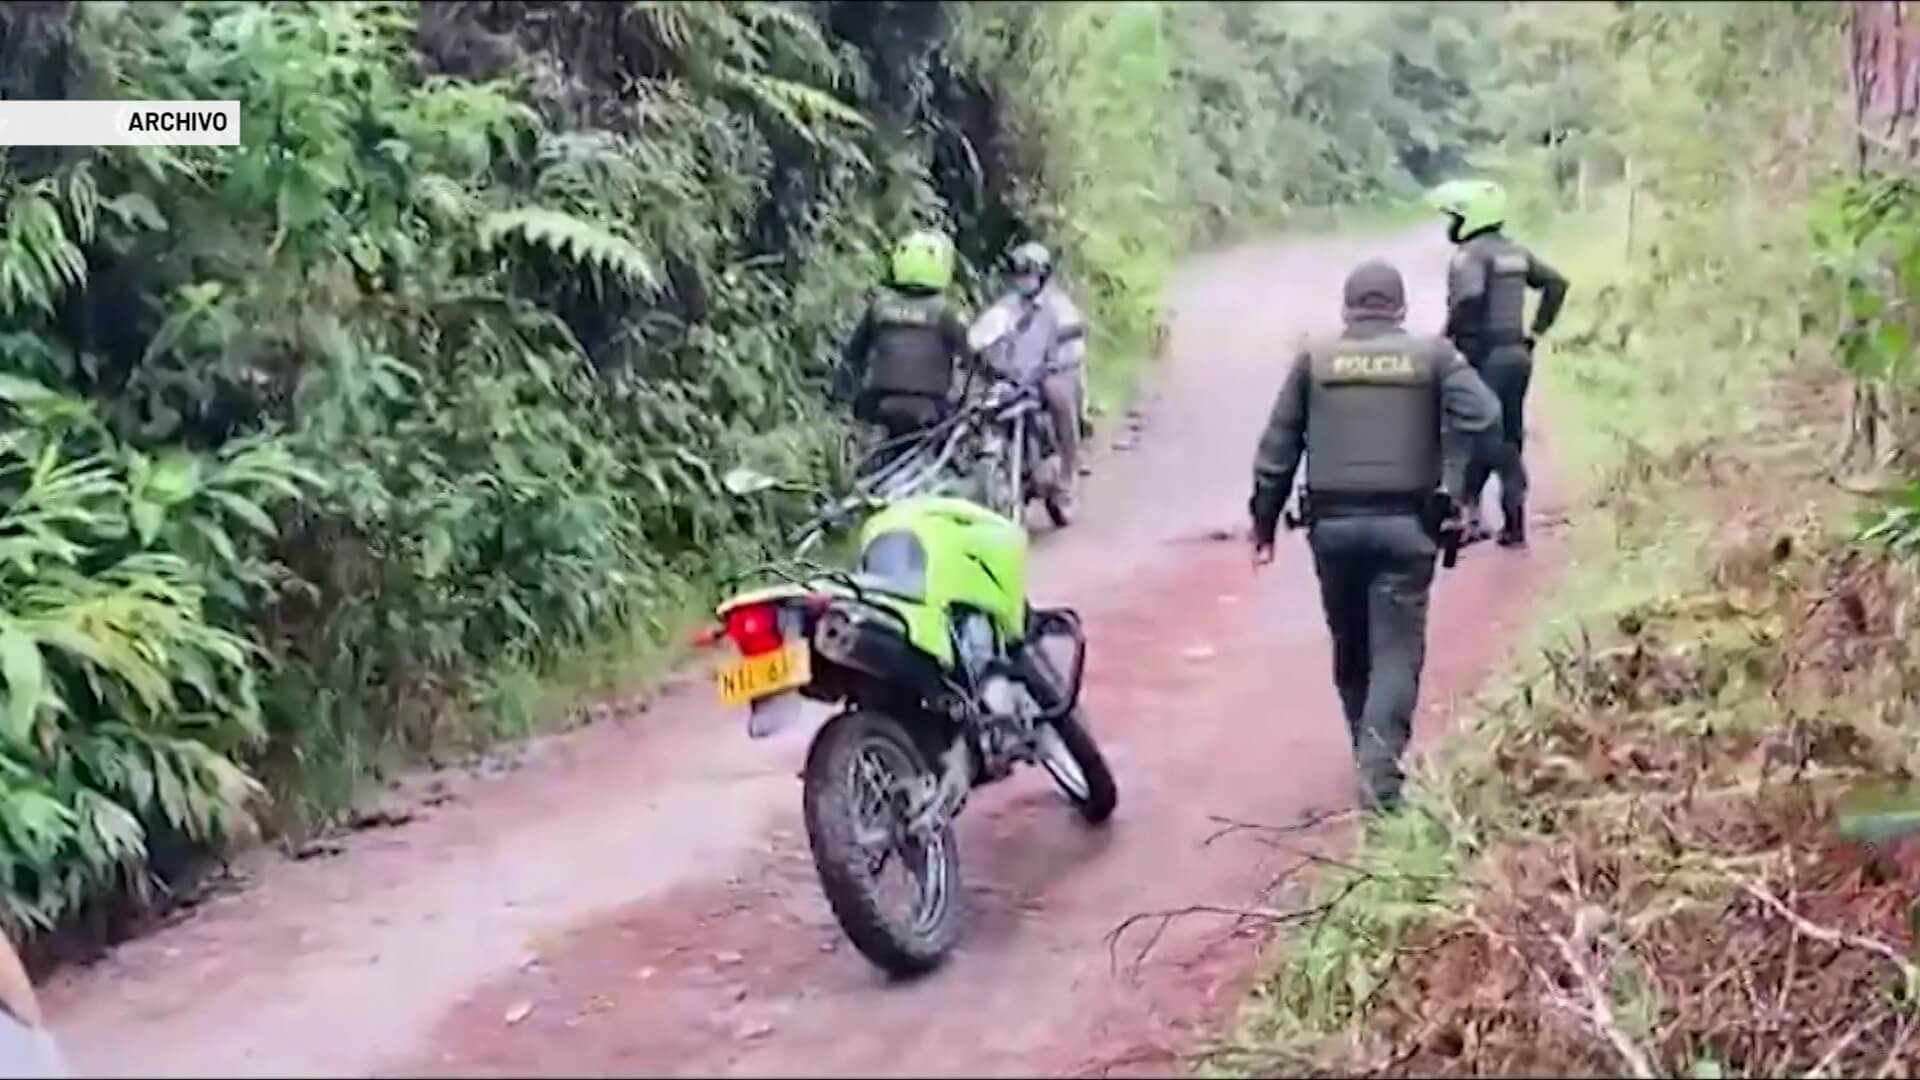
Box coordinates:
[953,1,1183,403]
[479,208,662,292]
[1158,1,1506,242]
[0,378,316,930]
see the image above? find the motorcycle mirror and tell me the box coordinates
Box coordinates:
[722,466,781,497]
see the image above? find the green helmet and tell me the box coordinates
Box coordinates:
[889,229,956,291]
[1427,179,1507,237]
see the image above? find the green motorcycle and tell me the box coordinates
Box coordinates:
[702,472,1117,975]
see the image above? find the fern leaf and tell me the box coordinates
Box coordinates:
[62,166,100,246]
[717,67,872,166]
[628,0,699,55]
[735,2,844,79]
[479,208,660,290]
[0,183,89,317]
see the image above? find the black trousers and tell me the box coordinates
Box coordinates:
[1463,345,1531,531]
[1306,512,1438,807]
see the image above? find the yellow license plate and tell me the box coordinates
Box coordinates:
[716,641,812,707]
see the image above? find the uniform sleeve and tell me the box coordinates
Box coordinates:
[1436,348,1501,496]
[834,306,875,403]
[1248,352,1312,545]
[1444,247,1489,342]
[1525,249,1570,336]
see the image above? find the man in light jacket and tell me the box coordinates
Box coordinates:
[969,241,1089,520]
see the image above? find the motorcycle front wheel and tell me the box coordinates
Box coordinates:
[1036,711,1117,825]
[975,449,1022,523]
[1025,646,1116,823]
[802,710,963,976]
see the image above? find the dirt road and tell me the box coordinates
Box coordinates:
[41,230,1565,1078]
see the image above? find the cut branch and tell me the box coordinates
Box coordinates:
[1741,882,1920,991]
[1543,926,1659,1080]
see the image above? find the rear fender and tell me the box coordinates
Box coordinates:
[715,582,813,618]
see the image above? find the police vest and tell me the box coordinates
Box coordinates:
[864,289,955,398]
[1453,234,1531,348]
[1303,329,1448,497]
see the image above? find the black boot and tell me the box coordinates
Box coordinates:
[1497,513,1527,548]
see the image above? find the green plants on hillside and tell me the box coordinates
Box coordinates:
[0,375,318,931]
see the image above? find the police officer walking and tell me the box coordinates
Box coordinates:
[1427,179,1569,548]
[1248,260,1500,811]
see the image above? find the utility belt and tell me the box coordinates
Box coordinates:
[1287,487,1467,569]
[1304,489,1428,520]
[1453,329,1532,364]
[1286,489,1427,531]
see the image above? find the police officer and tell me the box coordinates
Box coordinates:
[837,229,973,451]
[1428,179,1570,548]
[1248,260,1500,811]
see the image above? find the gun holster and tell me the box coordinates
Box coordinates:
[1423,489,1464,569]
[1283,488,1312,531]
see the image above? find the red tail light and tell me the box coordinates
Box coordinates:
[724,602,784,657]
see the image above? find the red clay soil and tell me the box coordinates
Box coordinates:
[41,230,1569,1078]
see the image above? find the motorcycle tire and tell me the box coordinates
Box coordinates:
[1037,710,1117,825]
[981,460,1022,523]
[802,709,964,977]
[1043,490,1073,528]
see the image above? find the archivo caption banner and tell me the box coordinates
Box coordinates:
[0,101,241,146]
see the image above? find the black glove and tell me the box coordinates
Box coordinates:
[1249,489,1284,547]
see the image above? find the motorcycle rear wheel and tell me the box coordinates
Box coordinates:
[802,710,963,976]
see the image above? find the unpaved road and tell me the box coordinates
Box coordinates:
[42,230,1566,1078]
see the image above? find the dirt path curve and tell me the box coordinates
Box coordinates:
[42,229,1567,1078]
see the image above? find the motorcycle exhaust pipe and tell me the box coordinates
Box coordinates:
[815,606,957,713]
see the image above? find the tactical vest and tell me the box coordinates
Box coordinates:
[1303,327,1446,497]
[863,288,955,398]
[1451,233,1531,352]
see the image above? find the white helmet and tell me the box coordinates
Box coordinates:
[1009,241,1053,298]
[1008,241,1053,279]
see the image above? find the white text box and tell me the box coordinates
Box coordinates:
[0,100,240,146]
